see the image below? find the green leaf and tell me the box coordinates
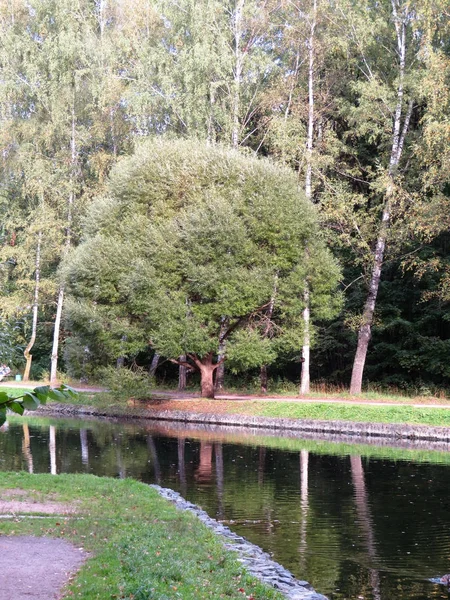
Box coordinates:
[0,408,5,428]
[60,384,78,398]
[33,386,51,404]
[0,392,10,406]
[22,393,40,410]
[47,389,67,402]
[8,401,24,416]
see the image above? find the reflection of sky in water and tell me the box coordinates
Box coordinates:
[1,415,450,600]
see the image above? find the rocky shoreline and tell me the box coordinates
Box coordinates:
[152,485,327,600]
[35,402,450,442]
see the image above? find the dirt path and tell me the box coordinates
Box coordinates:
[2,380,450,409]
[0,536,88,600]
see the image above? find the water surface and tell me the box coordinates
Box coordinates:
[1,415,450,600]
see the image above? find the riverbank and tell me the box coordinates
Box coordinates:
[0,472,302,600]
[3,381,450,440]
[34,397,450,442]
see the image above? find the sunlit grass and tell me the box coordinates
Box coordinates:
[0,473,283,600]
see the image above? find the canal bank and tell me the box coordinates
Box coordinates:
[34,399,450,443]
[3,409,450,599]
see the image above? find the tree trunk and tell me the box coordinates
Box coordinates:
[197,352,217,399]
[149,353,160,378]
[178,355,187,391]
[215,318,227,391]
[260,273,278,393]
[299,286,311,394]
[50,286,64,384]
[300,0,316,395]
[23,231,42,382]
[200,362,215,398]
[231,0,245,147]
[349,10,413,394]
[51,101,76,384]
[260,364,268,393]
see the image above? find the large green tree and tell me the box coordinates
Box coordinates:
[63,139,341,397]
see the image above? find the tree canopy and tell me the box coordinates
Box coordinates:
[63,139,341,397]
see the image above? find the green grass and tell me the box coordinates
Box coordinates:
[0,472,283,600]
[228,400,450,427]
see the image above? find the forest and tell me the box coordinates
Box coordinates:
[0,0,449,396]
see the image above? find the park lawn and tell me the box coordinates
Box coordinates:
[4,384,450,428]
[0,472,282,600]
[92,396,450,428]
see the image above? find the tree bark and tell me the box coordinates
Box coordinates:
[299,286,311,394]
[231,0,245,147]
[300,0,316,395]
[350,8,413,394]
[23,231,41,382]
[260,364,268,393]
[178,355,187,391]
[215,318,227,391]
[50,101,76,384]
[260,273,278,393]
[149,352,160,378]
[200,361,216,398]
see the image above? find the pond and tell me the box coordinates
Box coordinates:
[1,414,450,600]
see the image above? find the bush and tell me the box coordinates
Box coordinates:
[97,366,153,403]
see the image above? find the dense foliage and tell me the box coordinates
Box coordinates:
[64,139,341,396]
[0,0,449,393]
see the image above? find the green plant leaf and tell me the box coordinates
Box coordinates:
[0,392,10,406]
[22,393,40,410]
[7,401,24,416]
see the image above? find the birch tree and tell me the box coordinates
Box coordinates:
[343,0,426,393]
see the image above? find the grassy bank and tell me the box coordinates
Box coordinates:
[4,383,450,428]
[0,472,282,600]
[76,395,450,428]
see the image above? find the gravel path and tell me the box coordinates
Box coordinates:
[0,536,88,600]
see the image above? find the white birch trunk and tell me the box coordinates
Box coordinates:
[231,0,245,147]
[50,105,76,384]
[23,231,42,382]
[300,0,316,395]
[350,8,412,393]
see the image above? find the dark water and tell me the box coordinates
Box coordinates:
[1,415,450,600]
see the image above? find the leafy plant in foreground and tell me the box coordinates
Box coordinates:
[0,384,78,427]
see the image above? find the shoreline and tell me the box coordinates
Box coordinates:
[35,401,450,443]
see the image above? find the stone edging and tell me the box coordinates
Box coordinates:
[35,403,450,442]
[151,485,327,600]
